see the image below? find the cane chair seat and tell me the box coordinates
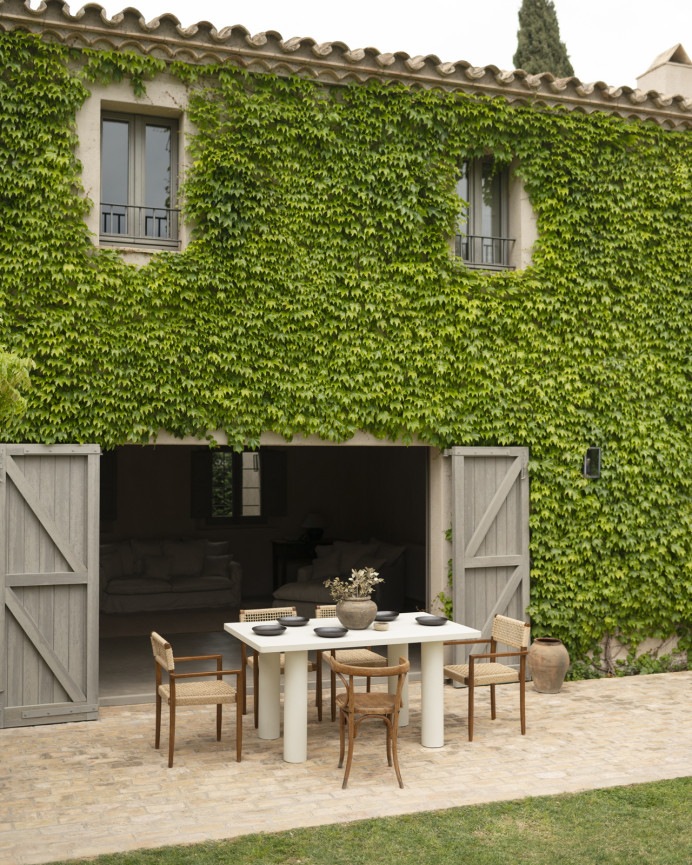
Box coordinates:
[239,606,322,725]
[157,679,238,706]
[444,664,520,687]
[335,690,397,714]
[332,648,389,666]
[444,614,530,742]
[151,631,242,768]
[316,604,388,721]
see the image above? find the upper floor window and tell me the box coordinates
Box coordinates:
[455,158,513,270]
[100,112,179,249]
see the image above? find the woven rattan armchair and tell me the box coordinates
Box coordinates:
[444,614,530,741]
[325,653,409,788]
[239,606,323,725]
[150,632,242,768]
[315,604,388,721]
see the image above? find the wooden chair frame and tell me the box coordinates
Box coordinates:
[444,615,530,741]
[152,633,242,768]
[315,604,388,721]
[326,653,409,789]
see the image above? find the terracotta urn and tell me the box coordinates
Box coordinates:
[335,597,377,630]
[528,637,570,693]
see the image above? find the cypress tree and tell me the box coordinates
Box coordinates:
[513,0,574,78]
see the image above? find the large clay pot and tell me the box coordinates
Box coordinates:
[528,637,570,693]
[335,597,377,630]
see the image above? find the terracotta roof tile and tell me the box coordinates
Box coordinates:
[1,0,691,128]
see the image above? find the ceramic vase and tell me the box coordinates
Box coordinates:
[528,637,570,693]
[335,597,377,630]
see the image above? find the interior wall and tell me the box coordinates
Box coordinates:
[101,444,426,600]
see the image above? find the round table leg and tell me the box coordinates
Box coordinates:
[420,640,444,748]
[257,652,281,740]
[283,649,308,763]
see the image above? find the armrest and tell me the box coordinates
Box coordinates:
[444,638,491,647]
[174,654,222,663]
[469,649,527,661]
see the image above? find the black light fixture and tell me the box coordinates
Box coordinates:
[583,447,601,479]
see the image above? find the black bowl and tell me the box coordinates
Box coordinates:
[314,626,348,638]
[375,610,399,622]
[277,616,309,627]
[415,615,448,627]
[252,624,287,636]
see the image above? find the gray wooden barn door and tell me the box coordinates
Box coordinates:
[0,445,100,727]
[450,447,530,651]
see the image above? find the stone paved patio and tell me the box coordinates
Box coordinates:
[1,671,691,865]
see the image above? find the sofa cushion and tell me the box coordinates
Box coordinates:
[202,555,232,577]
[106,577,170,595]
[206,540,231,556]
[170,575,231,592]
[143,555,173,580]
[273,578,332,603]
[100,553,122,585]
[163,540,206,577]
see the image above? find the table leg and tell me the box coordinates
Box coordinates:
[387,643,409,727]
[420,640,444,748]
[283,649,308,763]
[257,652,281,740]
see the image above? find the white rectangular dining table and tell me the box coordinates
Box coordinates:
[224,612,481,763]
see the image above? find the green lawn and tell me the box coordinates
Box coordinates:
[49,778,691,865]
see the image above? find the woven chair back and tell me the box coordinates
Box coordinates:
[239,606,296,623]
[315,604,337,618]
[150,632,175,672]
[491,615,531,649]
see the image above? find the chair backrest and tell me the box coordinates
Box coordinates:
[315,604,336,618]
[491,615,531,649]
[326,654,409,710]
[151,631,175,673]
[239,606,296,623]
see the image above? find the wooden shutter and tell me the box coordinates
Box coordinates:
[0,445,100,727]
[449,447,530,657]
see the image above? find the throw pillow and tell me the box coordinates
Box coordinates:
[311,551,342,581]
[132,539,164,569]
[143,555,173,580]
[163,540,205,577]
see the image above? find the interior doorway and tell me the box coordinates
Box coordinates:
[99,442,429,704]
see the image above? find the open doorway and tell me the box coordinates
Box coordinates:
[99,443,428,704]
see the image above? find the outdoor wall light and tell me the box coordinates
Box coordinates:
[583,447,601,479]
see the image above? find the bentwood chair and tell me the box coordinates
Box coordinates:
[316,604,388,721]
[443,614,531,741]
[150,632,242,768]
[325,653,409,788]
[239,606,323,725]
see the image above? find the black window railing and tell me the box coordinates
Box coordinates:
[455,234,515,270]
[100,203,180,248]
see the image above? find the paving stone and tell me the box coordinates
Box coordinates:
[0,672,690,864]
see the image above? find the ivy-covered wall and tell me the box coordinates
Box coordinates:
[1,31,691,660]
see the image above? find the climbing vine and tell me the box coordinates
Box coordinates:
[0,30,691,661]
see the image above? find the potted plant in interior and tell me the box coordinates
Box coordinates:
[324,567,384,629]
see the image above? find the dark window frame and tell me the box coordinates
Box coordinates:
[190,448,286,525]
